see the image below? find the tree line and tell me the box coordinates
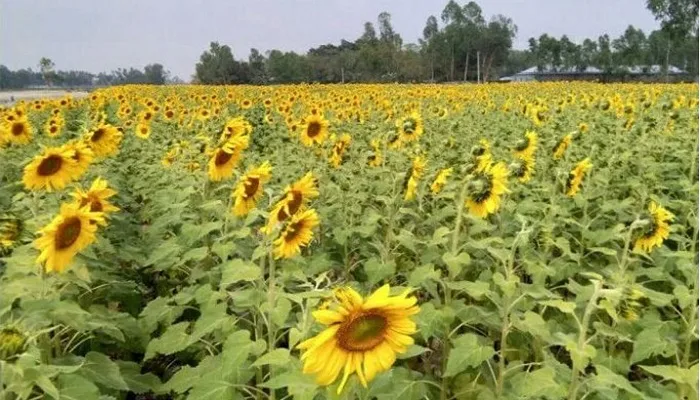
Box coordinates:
[0,61,175,90]
[1,0,696,88]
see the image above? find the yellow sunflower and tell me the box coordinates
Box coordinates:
[207,137,247,182]
[61,140,94,179]
[513,131,537,158]
[430,167,453,194]
[0,215,22,254]
[396,111,423,143]
[263,173,319,234]
[367,139,383,167]
[232,161,273,216]
[465,162,509,218]
[35,203,105,273]
[404,156,426,201]
[552,133,572,160]
[22,146,82,192]
[220,117,252,143]
[509,155,535,183]
[3,118,33,145]
[298,285,419,394]
[300,114,329,146]
[135,122,151,139]
[634,201,673,253]
[565,158,592,197]
[86,124,123,157]
[161,147,179,167]
[71,177,119,219]
[273,209,320,259]
[329,134,351,168]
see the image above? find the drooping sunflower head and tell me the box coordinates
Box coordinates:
[22,146,82,192]
[509,155,534,183]
[71,177,119,220]
[565,158,593,197]
[0,327,27,360]
[513,131,538,158]
[298,284,419,393]
[430,167,453,194]
[0,215,23,255]
[232,161,273,216]
[634,201,673,253]
[552,133,573,160]
[465,162,509,218]
[273,209,320,259]
[35,203,105,273]
[300,114,329,147]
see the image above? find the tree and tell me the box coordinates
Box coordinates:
[646,0,698,76]
[144,63,168,84]
[196,42,238,84]
[248,48,267,84]
[612,25,647,67]
[422,15,440,81]
[38,57,55,86]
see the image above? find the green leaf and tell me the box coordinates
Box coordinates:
[397,345,429,360]
[146,238,181,269]
[408,264,441,287]
[58,374,100,400]
[180,246,209,263]
[514,311,554,342]
[79,352,129,391]
[639,364,699,387]
[564,339,597,371]
[540,299,576,314]
[430,227,451,246]
[630,326,678,364]
[260,370,317,390]
[364,257,396,286]
[251,348,290,367]
[220,259,261,287]
[591,365,643,396]
[445,280,490,300]
[160,366,198,394]
[270,297,292,327]
[673,285,692,309]
[441,252,471,278]
[444,333,494,377]
[187,376,237,400]
[116,361,161,394]
[144,322,191,360]
[511,366,565,399]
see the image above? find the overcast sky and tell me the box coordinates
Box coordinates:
[1,0,659,79]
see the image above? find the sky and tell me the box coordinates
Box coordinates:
[1,0,660,80]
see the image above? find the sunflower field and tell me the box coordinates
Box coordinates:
[0,82,698,400]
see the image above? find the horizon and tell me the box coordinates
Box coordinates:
[1,0,660,79]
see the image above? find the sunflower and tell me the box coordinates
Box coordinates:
[71,177,119,219]
[22,146,82,192]
[513,131,537,159]
[232,161,273,216]
[465,161,509,218]
[35,203,105,273]
[367,139,383,167]
[240,99,252,109]
[207,136,247,182]
[396,111,423,143]
[403,156,426,201]
[509,155,535,183]
[86,124,123,157]
[565,158,592,197]
[3,118,33,145]
[300,114,329,146]
[298,285,419,393]
[0,215,23,254]
[220,117,252,143]
[135,122,151,139]
[273,209,320,259]
[552,133,572,160]
[467,140,493,173]
[430,168,453,194]
[578,122,589,133]
[162,147,179,167]
[263,173,319,234]
[44,117,64,137]
[329,134,351,168]
[634,201,673,253]
[62,140,95,178]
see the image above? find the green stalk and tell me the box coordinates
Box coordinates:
[567,282,601,400]
[267,250,277,400]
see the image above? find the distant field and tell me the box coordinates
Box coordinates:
[0,89,88,105]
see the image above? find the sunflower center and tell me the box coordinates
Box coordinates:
[243,177,260,198]
[306,122,322,138]
[91,128,106,142]
[49,126,58,134]
[55,217,82,250]
[11,122,25,136]
[403,119,417,134]
[277,190,303,221]
[140,127,148,135]
[215,149,234,166]
[470,175,493,203]
[37,155,63,176]
[515,138,529,152]
[80,197,103,213]
[337,313,388,352]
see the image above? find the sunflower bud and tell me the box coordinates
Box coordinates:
[0,328,26,360]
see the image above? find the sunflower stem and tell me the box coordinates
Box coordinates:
[567,281,601,400]
[267,249,277,400]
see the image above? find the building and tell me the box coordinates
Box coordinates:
[499,65,690,83]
